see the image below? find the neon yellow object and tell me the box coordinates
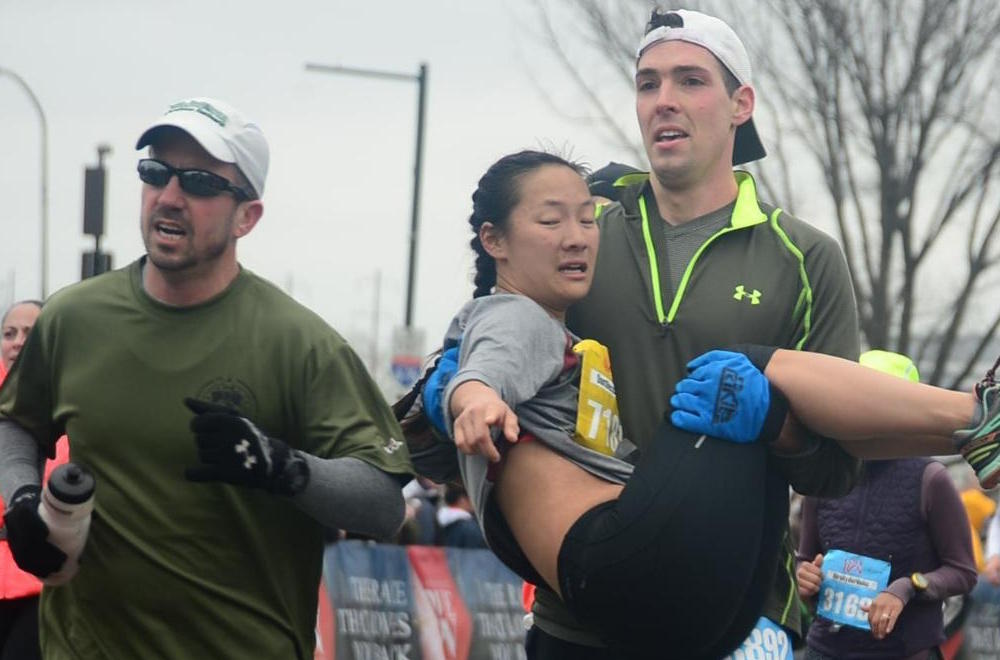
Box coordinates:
[572,339,623,456]
[859,349,920,383]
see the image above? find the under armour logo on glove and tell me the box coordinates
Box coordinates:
[183,398,310,496]
[234,439,257,469]
[669,350,788,444]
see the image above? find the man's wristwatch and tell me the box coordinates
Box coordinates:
[911,572,929,591]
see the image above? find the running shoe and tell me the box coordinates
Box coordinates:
[956,355,1000,489]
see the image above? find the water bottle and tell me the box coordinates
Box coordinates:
[38,463,96,586]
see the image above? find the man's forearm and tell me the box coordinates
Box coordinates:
[771,414,861,497]
[0,420,43,505]
[292,455,405,540]
[770,410,813,455]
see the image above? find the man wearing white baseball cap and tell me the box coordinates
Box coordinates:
[635,8,766,167]
[135,97,268,200]
[523,8,863,658]
[0,97,413,658]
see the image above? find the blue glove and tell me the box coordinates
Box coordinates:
[670,350,786,444]
[423,345,460,433]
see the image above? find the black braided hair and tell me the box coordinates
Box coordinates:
[468,150,585,298]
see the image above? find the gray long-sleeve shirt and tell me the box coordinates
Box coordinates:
[441,295,633,551]
[0,419,404,541]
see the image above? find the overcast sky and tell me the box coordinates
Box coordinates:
[0,0,640,390]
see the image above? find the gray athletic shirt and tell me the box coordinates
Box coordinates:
[441,294,634,548]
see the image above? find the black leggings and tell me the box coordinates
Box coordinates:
[556,418,788,659]
[0,596,42,660]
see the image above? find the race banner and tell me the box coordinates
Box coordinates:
[446,546,527,660]
[408,545,473,659]
[323,540,418,659]
[319,541,526,660]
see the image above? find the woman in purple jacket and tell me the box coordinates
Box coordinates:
[795,351,977,660]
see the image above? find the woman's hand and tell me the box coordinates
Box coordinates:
[795,554,823,598]
[862,591,904,640]
[450,381,520,463]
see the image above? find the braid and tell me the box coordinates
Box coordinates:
[470,233,496,298]
[466,150,584,298]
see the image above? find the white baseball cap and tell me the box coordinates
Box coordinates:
[135,97,269,197]
[637,9,766,165]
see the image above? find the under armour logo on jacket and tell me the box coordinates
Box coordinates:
[733,285,762,305]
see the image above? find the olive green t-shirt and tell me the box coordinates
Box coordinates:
[0,259,411,659]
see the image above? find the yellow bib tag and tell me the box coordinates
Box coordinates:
[572,339,623,456]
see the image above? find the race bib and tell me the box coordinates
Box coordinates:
[816,549,891,630]
[722,617,792,660]
[572,339,623,456]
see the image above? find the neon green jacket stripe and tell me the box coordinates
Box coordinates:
[634,171,814,349]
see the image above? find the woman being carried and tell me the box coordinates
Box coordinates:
[431,150,999,659]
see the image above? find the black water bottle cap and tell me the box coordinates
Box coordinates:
[48,463,96,504]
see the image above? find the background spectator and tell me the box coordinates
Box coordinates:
[435,483,486,549]
[0,300,68,660]
[796,350,977,660]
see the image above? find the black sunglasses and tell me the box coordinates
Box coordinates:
[137,158,252,201]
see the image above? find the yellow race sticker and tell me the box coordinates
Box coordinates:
[572,339,624,456]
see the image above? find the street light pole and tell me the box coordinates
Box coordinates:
[305,61,428,328]
[408,63,427,330]
[0,67,49,298]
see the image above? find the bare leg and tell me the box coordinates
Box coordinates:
[763,349,976,458]
[495,441,623,595]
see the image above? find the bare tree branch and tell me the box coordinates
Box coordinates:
[530,0,1000,384]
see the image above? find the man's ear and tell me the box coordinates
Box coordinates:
[479,222,506,259]
[732,85,755,129]
[233,201,263,238]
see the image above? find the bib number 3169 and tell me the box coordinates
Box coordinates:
[821,589,871,624]
[816,549,891,630]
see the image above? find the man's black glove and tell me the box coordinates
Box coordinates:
[3,485,67,578]
[183,398,310,496]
